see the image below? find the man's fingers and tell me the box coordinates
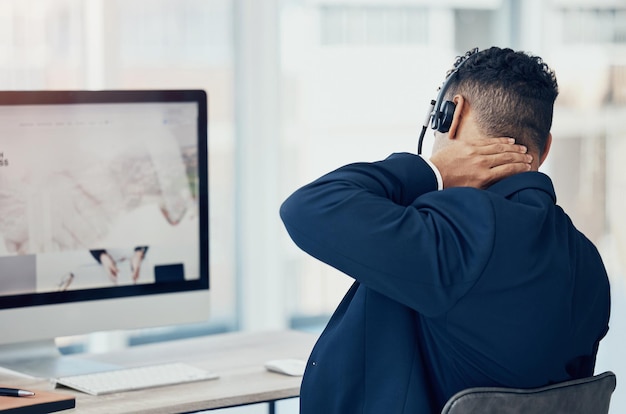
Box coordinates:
[485,152,533,168]
[473,139,528,156]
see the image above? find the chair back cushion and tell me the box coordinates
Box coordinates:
[441,371,616,414]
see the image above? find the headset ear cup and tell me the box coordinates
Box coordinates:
[437,100,456,133]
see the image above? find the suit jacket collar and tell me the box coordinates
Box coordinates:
[486,171,557,204]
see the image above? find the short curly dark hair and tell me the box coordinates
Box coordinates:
[445,47,559,156]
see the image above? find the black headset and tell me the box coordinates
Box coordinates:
[417,53,474,154]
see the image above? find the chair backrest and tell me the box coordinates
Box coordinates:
[441,371,616,414]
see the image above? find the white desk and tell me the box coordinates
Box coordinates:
[0,330,317,413]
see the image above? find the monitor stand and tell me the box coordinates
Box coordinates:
[0,339,121,378]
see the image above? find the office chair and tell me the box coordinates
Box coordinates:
[441,371,616,414]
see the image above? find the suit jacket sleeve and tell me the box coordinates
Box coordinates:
[280,152,497,317]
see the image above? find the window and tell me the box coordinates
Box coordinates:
[610,65,626,104]
[0,0,84,90]
[320,6,428,46]
[562,8,626,44]
[454,9,497,52]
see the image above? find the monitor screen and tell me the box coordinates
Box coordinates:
[0,90,209,377]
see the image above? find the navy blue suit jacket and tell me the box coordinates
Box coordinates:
[280,153,610,414]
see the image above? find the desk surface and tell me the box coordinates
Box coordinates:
[0,330,317,413]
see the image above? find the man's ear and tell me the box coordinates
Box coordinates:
[447,95,466,139]
[539,133,552,166]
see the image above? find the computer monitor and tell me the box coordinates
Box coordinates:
[0,90,209,378]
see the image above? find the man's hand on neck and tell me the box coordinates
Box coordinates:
[429,138,533,189]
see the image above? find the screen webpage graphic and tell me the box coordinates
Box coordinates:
[0,102,200,296]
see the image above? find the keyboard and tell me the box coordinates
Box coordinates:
[55,362,219,395]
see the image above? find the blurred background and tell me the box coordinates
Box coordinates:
[0,0,624,412]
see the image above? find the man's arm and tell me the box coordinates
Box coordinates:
[280,153,488,316]
[280,140,531,315]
